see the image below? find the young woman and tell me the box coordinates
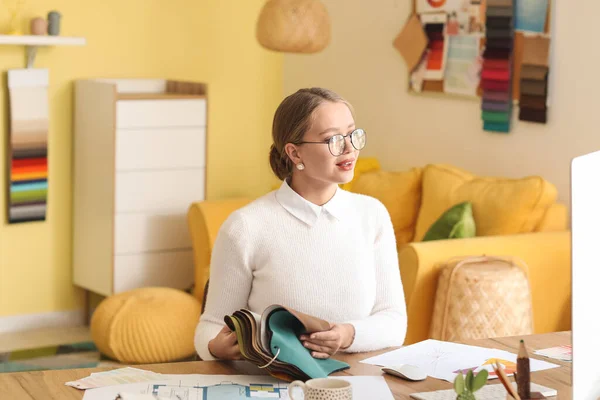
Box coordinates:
[194,87,407,361]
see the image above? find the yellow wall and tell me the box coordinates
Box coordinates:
[283,0,600,209]
[0,0,283,317]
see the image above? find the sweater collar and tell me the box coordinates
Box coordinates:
[275,179,348,226]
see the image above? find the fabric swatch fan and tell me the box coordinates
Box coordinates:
[225,305,350,382]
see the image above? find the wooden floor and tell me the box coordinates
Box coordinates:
[0,325,91,354]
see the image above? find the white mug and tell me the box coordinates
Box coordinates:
[288,378,352,400]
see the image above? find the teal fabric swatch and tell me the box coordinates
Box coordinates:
[268,310,350,379]
[481,110,510,123]
[483,121,510,133]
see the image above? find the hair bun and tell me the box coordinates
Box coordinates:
[269,145,289,181]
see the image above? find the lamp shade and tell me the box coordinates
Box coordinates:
[256,0,331,54]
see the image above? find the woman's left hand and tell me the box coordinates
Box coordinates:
[299,323,355,359]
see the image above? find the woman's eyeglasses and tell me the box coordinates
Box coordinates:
[297,128,366,156]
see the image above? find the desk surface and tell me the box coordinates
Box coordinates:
[0,331,571,400]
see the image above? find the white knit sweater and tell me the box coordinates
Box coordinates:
[194,179,408,361]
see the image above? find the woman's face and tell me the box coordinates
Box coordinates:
[290,101,359,185]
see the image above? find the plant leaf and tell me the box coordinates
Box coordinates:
[465,370,474,391]
[472,369,488,392]
[454,372,465,394]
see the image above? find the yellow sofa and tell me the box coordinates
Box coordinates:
[187,162,571,345]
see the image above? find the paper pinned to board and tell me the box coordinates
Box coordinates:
[443,35,483,96]
[515,0,548,33]
[393,13,428,72]
[360,339,559,383]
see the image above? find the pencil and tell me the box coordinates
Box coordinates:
[517,339,531,399]
[494,361,521,400]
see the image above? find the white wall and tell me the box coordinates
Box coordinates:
[283,0,600,208]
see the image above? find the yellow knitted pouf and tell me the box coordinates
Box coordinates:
[91,287,201,364]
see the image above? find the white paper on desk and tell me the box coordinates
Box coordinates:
[360,339,559,383]
[81,374,395,400]
[65,367,163,389]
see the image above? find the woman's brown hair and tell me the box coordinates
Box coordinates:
[269,87,354,180]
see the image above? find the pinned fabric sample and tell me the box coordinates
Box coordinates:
[482,100,511,112]
[522,35,550,66]
[7,69,49,223]
[481,0,514,133]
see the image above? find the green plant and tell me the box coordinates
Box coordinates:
[453,369,489,400]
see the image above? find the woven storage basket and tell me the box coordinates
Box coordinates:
[429,255,533,342]
[256,0,331,53]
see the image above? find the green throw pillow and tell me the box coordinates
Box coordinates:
[422,201,476,241]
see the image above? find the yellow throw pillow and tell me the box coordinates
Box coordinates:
[350,168,422,245]
[339,157,381,191]
[414,164,557,241]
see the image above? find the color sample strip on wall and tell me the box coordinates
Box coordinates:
[7,69,49,223]
[420,12,448,88]
[518,36,550,123]
[481,0,514,133]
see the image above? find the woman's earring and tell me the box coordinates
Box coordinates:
[296,163,305,170]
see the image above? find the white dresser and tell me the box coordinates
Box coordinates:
[73,79,207,296]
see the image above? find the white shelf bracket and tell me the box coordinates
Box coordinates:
[26,45,38,68]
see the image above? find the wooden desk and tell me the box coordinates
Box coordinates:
[0,331,571,399]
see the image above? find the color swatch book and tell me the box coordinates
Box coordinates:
[481,0,515,133]
[224,305,350,382]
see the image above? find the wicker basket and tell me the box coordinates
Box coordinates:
[256,0,331,53]
[429,255,533,342]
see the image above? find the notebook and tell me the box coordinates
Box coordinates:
[224,305,350,382]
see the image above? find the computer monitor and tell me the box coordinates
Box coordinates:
[571,150,600,400]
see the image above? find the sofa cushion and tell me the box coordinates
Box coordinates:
[350,168,422,245]
[414,164,557,241]
[339,157,381,192]
[422,201,476,241]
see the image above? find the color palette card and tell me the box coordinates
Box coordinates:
[7,68,49,223]
[481,0,514,133]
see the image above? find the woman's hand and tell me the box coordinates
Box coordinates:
[208,326,242,360]
[299,323,355,359]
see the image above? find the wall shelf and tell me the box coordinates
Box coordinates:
[0,35,85,46]
[0,35,86,67]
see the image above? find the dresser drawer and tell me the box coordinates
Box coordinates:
[116,99,206,128]
[114,212,191,254]
[115,169,205,212]
[115,127,206,171]
[113,250,194,293]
